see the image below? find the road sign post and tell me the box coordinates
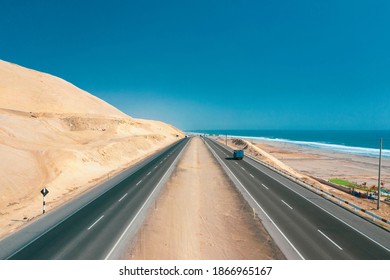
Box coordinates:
[377,138,382,210]
[41,187,49,214]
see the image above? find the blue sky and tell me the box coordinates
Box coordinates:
[1,0,389,130]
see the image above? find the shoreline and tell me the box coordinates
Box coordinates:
[189,130,390,158]
[245,137,390,188]
[216,136,390,225]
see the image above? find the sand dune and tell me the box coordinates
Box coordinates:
[0,59,183,238]
[0,60,127,117]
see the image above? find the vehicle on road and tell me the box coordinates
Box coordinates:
[233,149,244,160]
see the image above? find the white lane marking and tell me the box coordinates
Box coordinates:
[105,139,191,260]
[235,162,238,165]
[154,166,158,169]
[205,140,305,260]
[281,200,293,210]
[88,215,104,230]
[160,161,163,164]
[118,193,128,202]
[262,183,269,190]
[147,171,151,176]
[136,180,142,186]
[249,161,390,253]
[250,173,255,178]
[241,167,246,171]
[318,230,343,250]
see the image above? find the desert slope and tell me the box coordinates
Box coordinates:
[0,60,127,117]
[0,59,183,238]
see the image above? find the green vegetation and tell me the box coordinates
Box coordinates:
[329,178,358,187]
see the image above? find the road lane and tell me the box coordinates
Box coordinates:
[3,137,190,259]
[206,137,390,259]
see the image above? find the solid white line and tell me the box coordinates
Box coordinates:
[250,163,390,253]
[318,230,343,250]
[282,200,293,210]
[205,140,305,260]
[262,183,269,190]
[104,139,191,260]
[136,180,142,186]
[87,215,104,230]
[250,174,255,178]
[118,193,128,202]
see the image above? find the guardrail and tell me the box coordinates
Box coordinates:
[211,137,390,228]
[247,153,390,226]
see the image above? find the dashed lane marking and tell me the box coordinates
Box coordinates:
[318,230,343,250]
[118,193,128,202]
[281,200,293,210]
[88,215,104,230]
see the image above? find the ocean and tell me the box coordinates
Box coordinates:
[189,130,390,158]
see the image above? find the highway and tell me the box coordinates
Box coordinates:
[205,137,390,260]
[1,137,190,260]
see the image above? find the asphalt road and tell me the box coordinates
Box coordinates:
[2,137,190,260]
[205,137,390,260]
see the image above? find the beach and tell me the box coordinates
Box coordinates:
[250,138,390,188]
[217,136,390,224]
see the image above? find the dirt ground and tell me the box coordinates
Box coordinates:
[124,137,285,260]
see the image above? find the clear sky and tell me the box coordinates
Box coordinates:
[1,0,389,131]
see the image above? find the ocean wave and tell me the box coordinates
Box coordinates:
[231,135,390,158]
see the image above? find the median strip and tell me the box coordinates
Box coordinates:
[105,138,191,260]
[205,139,305,260]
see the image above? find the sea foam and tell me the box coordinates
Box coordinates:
[233,136,390,158]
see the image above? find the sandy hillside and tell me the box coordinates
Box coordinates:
[0,59,183,239]
[126,137,285,260]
